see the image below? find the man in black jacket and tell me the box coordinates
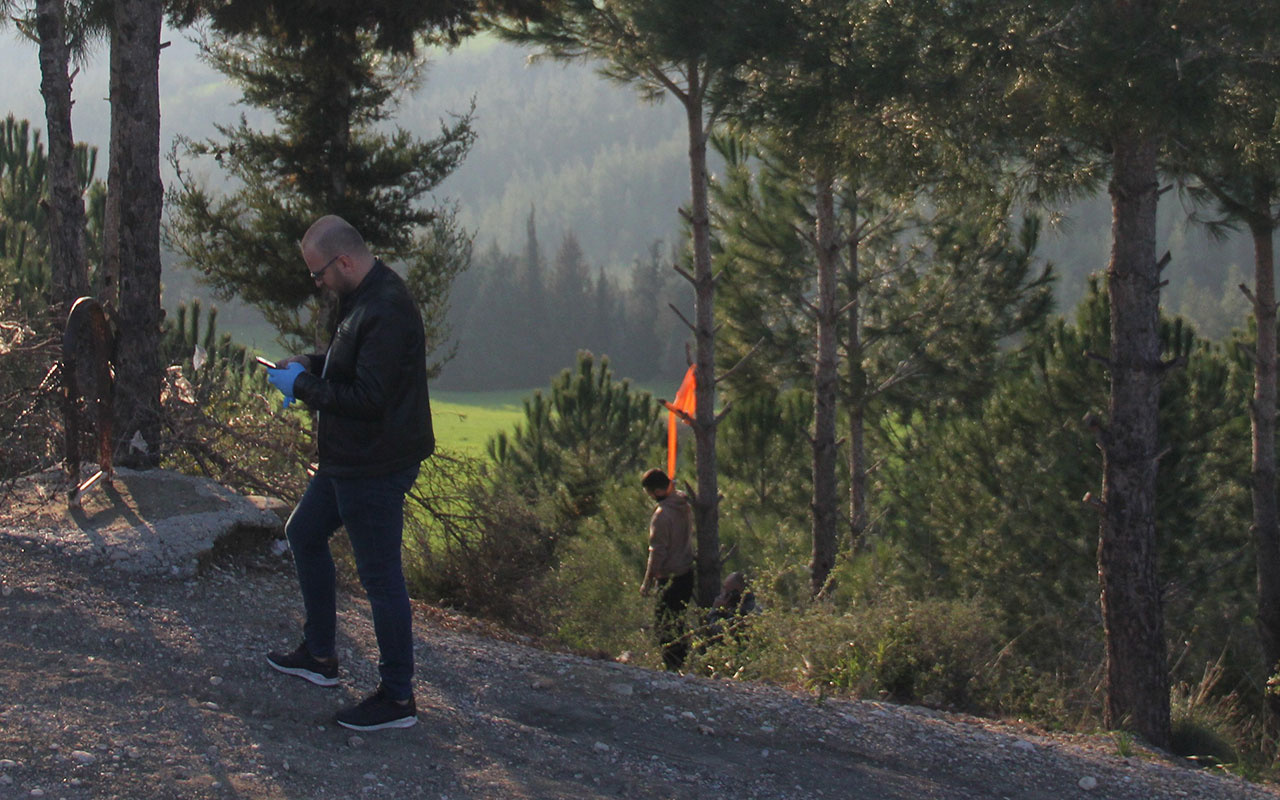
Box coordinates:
[263,215,434,732]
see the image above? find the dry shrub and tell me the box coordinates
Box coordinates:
[156,363,313,501]
[403,453,560,632]
[0,317,62,485]
[687,593,1008,713]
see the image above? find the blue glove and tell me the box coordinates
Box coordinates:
[266,362,305,409]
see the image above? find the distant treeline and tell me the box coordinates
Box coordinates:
[437,209,692,390]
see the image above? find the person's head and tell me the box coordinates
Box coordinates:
[300,215,375,295]
[641,468,672,499]
[714,571,747,608]
[722,571,746,595]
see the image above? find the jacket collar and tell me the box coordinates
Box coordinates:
[339,258,388,312]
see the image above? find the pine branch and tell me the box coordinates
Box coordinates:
[659,399,694,426]
[716,337,765,386]
[1084,350,1113,370]
[1158,355,1187,373]
[713,401,733,425]
[1240,282,1258,308]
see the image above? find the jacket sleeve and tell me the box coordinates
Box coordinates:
[292,307,414,420]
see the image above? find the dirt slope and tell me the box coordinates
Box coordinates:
[1,529,1278,800]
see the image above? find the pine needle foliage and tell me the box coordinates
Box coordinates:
[165,15,476,363]
[488,351,660,522]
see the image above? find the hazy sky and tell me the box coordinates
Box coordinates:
[0,23,1256,340]
[0,27,691,270]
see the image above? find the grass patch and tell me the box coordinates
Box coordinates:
[431,389,529,454]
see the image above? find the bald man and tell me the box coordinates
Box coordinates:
[264,215,433,731]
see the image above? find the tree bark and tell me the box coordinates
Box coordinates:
[108,0,165,468]
[684,63,721,607]
[315,30,356,350]
[1246,185,1280,743]
[35,0,89,319]
[1098,129,1170,749]
[810,168,840,597]
[845,198,869,555]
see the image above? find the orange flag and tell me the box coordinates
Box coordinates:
[661,365,696,479]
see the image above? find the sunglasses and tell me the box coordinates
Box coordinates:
[310,254,342,282]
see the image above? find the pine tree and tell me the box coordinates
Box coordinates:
[926,0,1236,746]
[32,0,90,316]
[0,115,51,307]
[549,231,592,370]
[713,124,1051,597]
[0,114,103,310]
[488,351,660,521]
[882,283,1249,704]
[493,0,771,603]
[1164,6,1280,741]
[107,0,164,467]
[165,6,476,371]
[506,207,550,386]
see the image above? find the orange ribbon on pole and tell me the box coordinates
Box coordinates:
[661,365,696,479]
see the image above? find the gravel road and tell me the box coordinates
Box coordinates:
[1,485,1278,799]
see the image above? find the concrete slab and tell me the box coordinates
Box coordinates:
[0,466,285,576]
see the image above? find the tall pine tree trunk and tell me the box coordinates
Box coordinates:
[315,30,356,351]
[684,64,721,607]
[108,0,164,468]
[845,201,869,554]
[1098,129,1170,748]
[35,0,88,319]
[1246,188,1280,743]
[810,168,839,597]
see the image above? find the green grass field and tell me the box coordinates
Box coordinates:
[430,389,531,455]
[429,378,680,456]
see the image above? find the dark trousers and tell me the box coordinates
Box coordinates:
[284,465,419,701]
[655,569,695,671]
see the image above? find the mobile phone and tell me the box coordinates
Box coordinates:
[255,356,279,369]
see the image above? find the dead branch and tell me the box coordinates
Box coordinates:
[1082,491,1105,514]
[668,303,696,333]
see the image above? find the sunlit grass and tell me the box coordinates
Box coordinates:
[430,389,528,455]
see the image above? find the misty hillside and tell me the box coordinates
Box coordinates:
[0,27,1259,372]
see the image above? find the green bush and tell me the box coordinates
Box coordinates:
[540,479,657,660]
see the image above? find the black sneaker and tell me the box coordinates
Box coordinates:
[335,686,417,731]
[266,642,339,687]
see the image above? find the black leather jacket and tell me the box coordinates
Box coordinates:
[293,259,434,477]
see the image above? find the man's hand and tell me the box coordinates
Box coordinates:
[276,355,311,370]
[266,362,305,409]
[639,582,652,598]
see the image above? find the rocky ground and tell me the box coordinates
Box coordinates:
[2,473,1279,800]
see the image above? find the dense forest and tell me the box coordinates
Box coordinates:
[2,0,1280,778]
[0,32,1259,378]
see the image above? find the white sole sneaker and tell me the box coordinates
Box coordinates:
[336,715,417,732]
[266,656,340,687]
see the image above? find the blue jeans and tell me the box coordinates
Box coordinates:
[284,465,419,701]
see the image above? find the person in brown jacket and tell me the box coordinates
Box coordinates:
[639,468,696,670]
